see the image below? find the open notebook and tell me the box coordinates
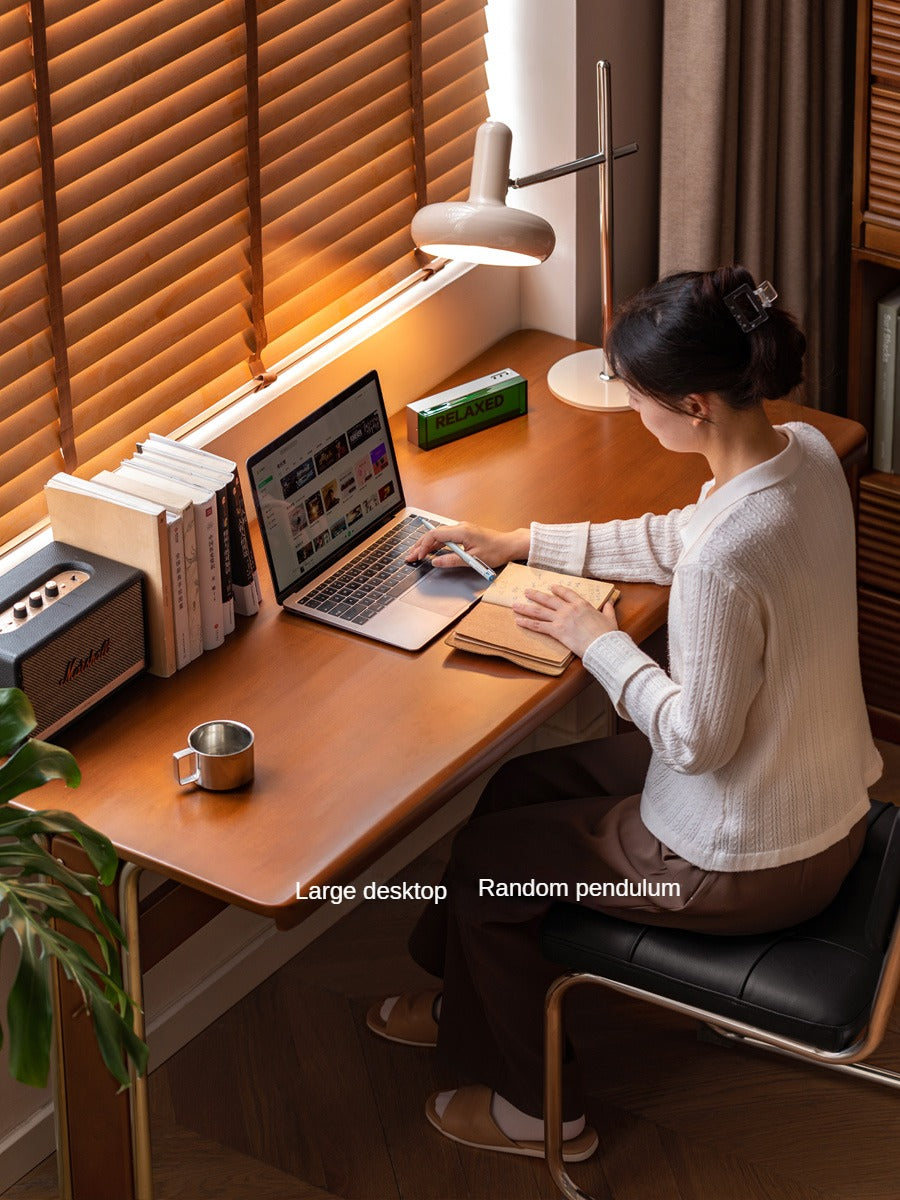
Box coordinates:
[445,562,619,675]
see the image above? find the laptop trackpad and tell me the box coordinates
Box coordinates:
[400,567,486,616]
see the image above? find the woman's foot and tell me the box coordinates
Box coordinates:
[365,989,441,1047]
[426,1085,597,1162]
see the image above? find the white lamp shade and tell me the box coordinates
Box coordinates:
[411,121,555,266]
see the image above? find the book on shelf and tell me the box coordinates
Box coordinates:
[44,473,177,677]
[445,562,619,675]
[873,284,900,473]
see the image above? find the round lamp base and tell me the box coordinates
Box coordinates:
[547,349,631,411]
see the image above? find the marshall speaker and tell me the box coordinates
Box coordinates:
[0,542,145,739]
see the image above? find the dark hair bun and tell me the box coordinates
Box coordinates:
[606,266,806,411]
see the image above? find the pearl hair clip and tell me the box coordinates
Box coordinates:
[724,280,778,333]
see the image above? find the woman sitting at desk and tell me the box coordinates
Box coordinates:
[366,266,883,1162]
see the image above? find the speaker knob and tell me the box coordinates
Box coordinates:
[44,579,59,597]
[12,602,27,619]
[28,591,43,609]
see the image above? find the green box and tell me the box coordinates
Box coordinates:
[406,369,527,450]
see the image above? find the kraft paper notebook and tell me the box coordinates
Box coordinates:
[445,562,619,675]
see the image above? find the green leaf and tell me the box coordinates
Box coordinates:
[0,742,80,806]
[0,837,108,905]
[0,689,37,756]
[0,891,145,1088]
[0,840,105,902]
[0,690,147,1089]
[6,930,52,1088]
[88,988,137,1089]
[0,806,115,883]
[1,880,113,958]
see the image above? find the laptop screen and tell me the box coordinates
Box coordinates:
[247,371,406,602]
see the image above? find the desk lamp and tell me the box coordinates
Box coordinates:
[411,61,637,411]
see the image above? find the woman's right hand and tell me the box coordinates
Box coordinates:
[406,523,530,570]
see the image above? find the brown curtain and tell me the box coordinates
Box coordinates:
[659,0,855,412]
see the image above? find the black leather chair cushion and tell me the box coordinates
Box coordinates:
[541,800,900,1053]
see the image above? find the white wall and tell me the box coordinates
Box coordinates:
[485,0,663,343]
[486,0,579,337]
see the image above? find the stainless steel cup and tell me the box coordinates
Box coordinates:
[173,720,254,790]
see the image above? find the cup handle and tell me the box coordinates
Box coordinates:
[173,748,199,786]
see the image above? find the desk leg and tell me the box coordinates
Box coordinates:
[50,842,152,1200]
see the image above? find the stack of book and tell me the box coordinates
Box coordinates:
[874,284,900,474]
[45,435,261,677]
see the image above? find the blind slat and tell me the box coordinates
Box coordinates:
[68,250,251,382]
[55,59,245,176]
[0,361,56,423]
[265,240,417,369]
[0,296,56,370]
[258,0,404,67]
[60,164,247,292]
[260,38,411,149]
[262,110,414,219]
[59,121,247,246]
[265,196,418,315]
[74,304,253,441]
[0,213,48,289]
[48,0,240,112]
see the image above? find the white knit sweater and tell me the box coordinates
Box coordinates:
[528,422,882,871]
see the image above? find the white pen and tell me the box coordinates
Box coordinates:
[417,516,497,583]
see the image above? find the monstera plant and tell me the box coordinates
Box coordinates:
[0,687,147,1088]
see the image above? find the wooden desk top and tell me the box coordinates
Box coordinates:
[46,330,866,925]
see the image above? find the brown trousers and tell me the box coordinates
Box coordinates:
[408,732,866,1119]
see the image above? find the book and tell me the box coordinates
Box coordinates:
[124,456,225,652]
[445,562,618,675]
[44,472,178,677]
[135,444,235,635]
[144,434,261,615]
[873,284,900,472]
[93,467,203,667]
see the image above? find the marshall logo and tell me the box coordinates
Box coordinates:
[59,638,112,686]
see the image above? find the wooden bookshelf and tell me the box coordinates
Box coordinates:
[849,0,900,739]
[848,0,900,435]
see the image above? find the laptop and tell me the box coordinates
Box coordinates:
[246,370,487,650]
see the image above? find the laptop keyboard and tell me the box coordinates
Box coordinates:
[300,515,426,625]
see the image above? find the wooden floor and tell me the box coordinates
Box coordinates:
[6,740,900,1200]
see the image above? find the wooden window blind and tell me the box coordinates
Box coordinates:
[0,0,488,547]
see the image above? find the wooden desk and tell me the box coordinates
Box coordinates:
[40,330,866,1199]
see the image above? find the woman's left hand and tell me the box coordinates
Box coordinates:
[513,586,619,658]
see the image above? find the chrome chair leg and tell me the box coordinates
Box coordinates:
[544,973,596,1200]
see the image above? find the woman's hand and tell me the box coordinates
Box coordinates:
[513,586,619,658]
[406,523,530,569]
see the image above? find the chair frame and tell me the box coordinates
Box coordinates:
[542,898,900,1200]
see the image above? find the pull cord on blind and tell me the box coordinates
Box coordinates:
[1,0,488,548]
[27,0,75,470]
[244,0,274,386]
